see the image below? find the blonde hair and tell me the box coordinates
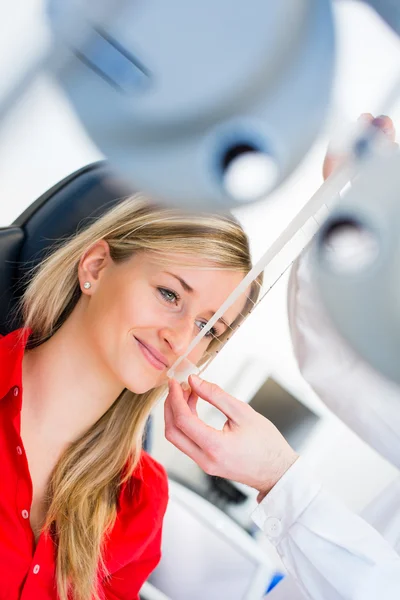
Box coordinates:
[21,194,261,600]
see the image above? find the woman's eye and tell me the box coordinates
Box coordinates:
[158,287,180,304]
[196,320,217,339]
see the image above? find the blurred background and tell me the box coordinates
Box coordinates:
[1,0,400,591]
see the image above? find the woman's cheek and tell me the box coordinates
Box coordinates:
[123,292,156,325]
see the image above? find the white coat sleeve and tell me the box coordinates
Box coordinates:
[250,252,400,600]
[252,458,400,600]
[287,251,400,469]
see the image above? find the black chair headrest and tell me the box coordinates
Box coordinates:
[0,162,132,335]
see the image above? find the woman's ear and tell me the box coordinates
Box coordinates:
[78,240,112,293]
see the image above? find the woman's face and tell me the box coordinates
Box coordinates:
[78,242,246,394]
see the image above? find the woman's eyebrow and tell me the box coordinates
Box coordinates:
[165,272,194,293]
[165,271,230,329]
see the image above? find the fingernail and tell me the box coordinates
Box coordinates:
[181,382,190,392]
[372,117,385,129]
[190,374,201,384]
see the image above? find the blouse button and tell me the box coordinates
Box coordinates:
[16,446,23,455]
[33,564,40,575]
[21,509,29,520]
[13,387,19,396]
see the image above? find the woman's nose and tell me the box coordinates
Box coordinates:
[160,318,194,356]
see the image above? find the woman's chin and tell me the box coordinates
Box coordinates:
[125,373,167,395]
[118,355,168,394]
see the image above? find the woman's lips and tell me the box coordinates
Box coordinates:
[134,337,167,371]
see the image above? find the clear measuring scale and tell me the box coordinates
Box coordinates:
[167,96,400,384]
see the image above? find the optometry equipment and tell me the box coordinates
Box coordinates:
[2,2,399,212]
[0,0,332,209]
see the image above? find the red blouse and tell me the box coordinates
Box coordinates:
[0,329,169,599]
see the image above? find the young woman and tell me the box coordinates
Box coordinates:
[0,195,260,600]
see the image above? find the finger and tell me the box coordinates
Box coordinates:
[167,378,224,450]
[164,395,208,464]
[372,115,396,142]
[358,113,374,125]
[322,154,344,181]
[164,398,219,476]
[181,382,191,403]
[188,375,243,422]
[187,391,198,415]
[178,381,198,414]
[168,378,192,418]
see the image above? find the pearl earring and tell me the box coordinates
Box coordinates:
[83,281,91,290]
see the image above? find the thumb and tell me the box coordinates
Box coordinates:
[188,375,241,422]
[187,391,198,415]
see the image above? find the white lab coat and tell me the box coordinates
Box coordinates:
[252,253,400,599]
